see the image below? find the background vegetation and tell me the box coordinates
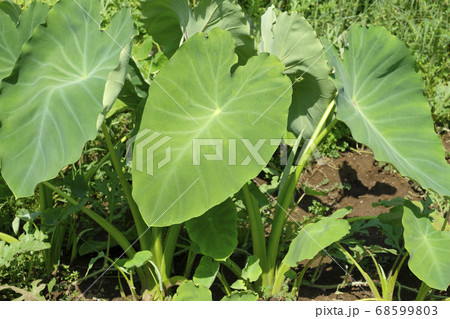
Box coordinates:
[239,0,449,128]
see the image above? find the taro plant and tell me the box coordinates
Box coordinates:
[0,0,449,301]
[331,197,450,301]
[247,8,450,297]
[131,1,450,298]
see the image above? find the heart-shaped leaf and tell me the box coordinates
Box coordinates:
[221,291,258,301]
[402,204,450,291]
[193,256,220,288]
[0,0,135,197]
[283,208,351,267]
[172,280,212,301]
[241,255,262,282]
[140,0,254,60]
[140,0,189,56]
[326,25,450,197]
[186,198,238,260]
[259,6,335,138]
[132,28,292,226]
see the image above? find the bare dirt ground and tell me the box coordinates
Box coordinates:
[294,151,422,221]
[292,132,450,301]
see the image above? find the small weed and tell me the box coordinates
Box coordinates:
[308,200,330,217]
[318,123,352,158]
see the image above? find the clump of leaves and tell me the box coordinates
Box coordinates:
[0,279,47,301]
[100,0,145,38]
[318,122,352,158]
[308,200,330,217]
[0,225,49,291]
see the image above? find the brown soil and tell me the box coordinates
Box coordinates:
[292,150,423,221]
[290,141,449,301]
[441,131,450,163]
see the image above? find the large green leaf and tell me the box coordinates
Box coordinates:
[0,2,49,84]
[186,198,238,260]
[259,6,335,138]
[140,0,254,60]
[172,280,212,301]
[132,28,292,226]
[282,208,351,267]
[0,0,135,197]
[326,25,450,196]
[402,204,450,291]
[140,0,189,57]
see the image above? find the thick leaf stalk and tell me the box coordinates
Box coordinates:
[265,100,336,286]
[242,183,269,284]
[101,122,152,251]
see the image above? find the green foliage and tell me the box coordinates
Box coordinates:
[0,1,21,22]
[0,187,39,235]
[0,1,48,84]
[0,0,135,197]
[282,208,351,267]
[307,200,329,217]
[241,255,262,282]
[221,290,259,301]
[122,250,152,269]
[318,122,351,158]
[402,202,450,291]
[239,0,449,127]
[0,0,447,301]
[172,280,212,301]
[0,279,47,301]
[193,256,219,288]
[326,25,450,197]
[230,279,246,290]
[132,28,292,226]
[0,232,49,268]
[11,0,57,8]
[100,0,145,36]
[131,35,168,83]
[0,224,49,291]
[186,198,238,260]
[258,5,336,139]
[140,0,255,60]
